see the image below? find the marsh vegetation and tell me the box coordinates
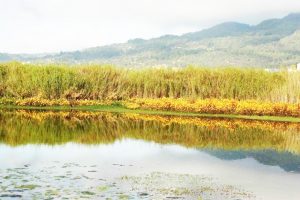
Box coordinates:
[0,62,300,103]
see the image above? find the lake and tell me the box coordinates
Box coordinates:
[0,110,300,199]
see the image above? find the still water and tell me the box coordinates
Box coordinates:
[0,110,300,199]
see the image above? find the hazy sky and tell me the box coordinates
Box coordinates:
[1,0,300,54]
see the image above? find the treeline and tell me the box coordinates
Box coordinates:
[0,62,299,103]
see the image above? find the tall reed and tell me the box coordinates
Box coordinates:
[0,62,299,103]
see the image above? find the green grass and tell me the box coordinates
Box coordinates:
[1,104,300,123]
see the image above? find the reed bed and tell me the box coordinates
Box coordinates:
[1,62,300,103]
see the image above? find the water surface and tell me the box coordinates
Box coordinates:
[0,110,300,199]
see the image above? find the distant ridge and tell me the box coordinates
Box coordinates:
[1,13,300,68]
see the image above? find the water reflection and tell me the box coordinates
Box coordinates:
[1,110,300,153]
[204,149,300,173]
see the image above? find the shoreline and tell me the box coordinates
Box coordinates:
[1,105,300,123]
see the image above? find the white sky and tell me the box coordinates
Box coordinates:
[1,0,300,54]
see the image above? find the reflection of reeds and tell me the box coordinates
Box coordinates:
[1,110,300,154]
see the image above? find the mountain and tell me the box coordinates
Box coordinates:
[254,13,300,36]
[184,22,252,40]
[1,13,300,67]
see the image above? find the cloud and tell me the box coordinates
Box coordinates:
[0,0,300,53]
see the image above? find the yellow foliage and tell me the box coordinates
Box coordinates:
[126,98,300,117]
[12,98,112,107]
[2,97,300,117]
